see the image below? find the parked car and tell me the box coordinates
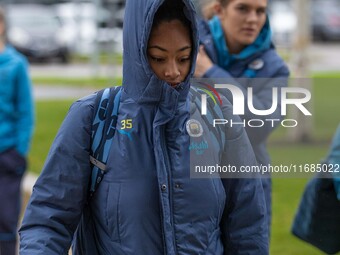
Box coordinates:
[312,0,340,41]
[54,2,123,55]
[6,4,70,63]
[269,0,340,44]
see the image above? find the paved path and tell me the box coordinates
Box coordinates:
[30,63,123,78]
[23,173,38,195]
[33,85,98,100]
[309,43,340,72]
[278,43,340,73]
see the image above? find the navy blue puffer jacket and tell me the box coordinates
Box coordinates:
[19,0,268,254]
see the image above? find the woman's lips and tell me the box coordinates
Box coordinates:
[242,28,256,35]
[168,82,180,88]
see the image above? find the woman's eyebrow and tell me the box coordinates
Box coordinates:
[148,45,167,51]
[148,45,192,52]
[178,46,192,52]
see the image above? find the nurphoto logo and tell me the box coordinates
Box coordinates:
[200,83,312,128]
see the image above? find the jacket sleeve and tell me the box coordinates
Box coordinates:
[203,62,289,144]
[15,58,34,156]
[19,96,95,255]
[218,96,269,255]
[327,124,340,200]
[220,177,268,255]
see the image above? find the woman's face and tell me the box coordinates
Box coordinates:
[147,20,192,88]
[217,0,267,54]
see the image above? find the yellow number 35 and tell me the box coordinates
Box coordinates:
[121,119,133,130]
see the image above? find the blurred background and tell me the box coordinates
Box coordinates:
[1,0,339,254]
[2,0,125,63]
[1,0,339,64]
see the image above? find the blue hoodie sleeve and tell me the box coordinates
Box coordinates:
[19,96,95,254]
[219,96,269,255]
[15,58,34,155]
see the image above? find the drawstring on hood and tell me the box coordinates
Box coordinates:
[122,0,199,104]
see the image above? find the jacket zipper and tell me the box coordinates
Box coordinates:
[161,126,178,255]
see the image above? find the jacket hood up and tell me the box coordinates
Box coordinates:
[122,0,199,103]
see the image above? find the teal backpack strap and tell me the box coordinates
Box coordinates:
[89,86,122,198]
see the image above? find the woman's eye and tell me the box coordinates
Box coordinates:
[150,57,164,62]
[236,6,248,13]
[179,57,190,63]
[257,8,266,15]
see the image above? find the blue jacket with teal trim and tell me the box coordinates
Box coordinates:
[198,16,289,231]
[0,45,34,156]
[198,18,290,167]
[20,1,268,254]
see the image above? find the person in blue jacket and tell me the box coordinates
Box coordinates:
[327,124,340,200]
[291,124,340,254]
[0,6,34,255]
[194,0,290,232]
[20,0,268,254]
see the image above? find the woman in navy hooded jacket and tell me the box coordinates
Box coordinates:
[194,0,290,231]
[20,0,268,254]
[0,7,34,255]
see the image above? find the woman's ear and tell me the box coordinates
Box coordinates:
[214,2,225,19]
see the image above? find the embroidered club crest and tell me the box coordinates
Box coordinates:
[186,119,203,137]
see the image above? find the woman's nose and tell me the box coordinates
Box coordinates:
[164,61,180,79]
[246,10,258,23]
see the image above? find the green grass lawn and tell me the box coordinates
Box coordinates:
[27,74,340,255]
[269,77,340,142]
[313,78,340,139]
[269,144,330,255]
[29,100,74,175]
[271,178,328,255]
[267,76,340,254]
